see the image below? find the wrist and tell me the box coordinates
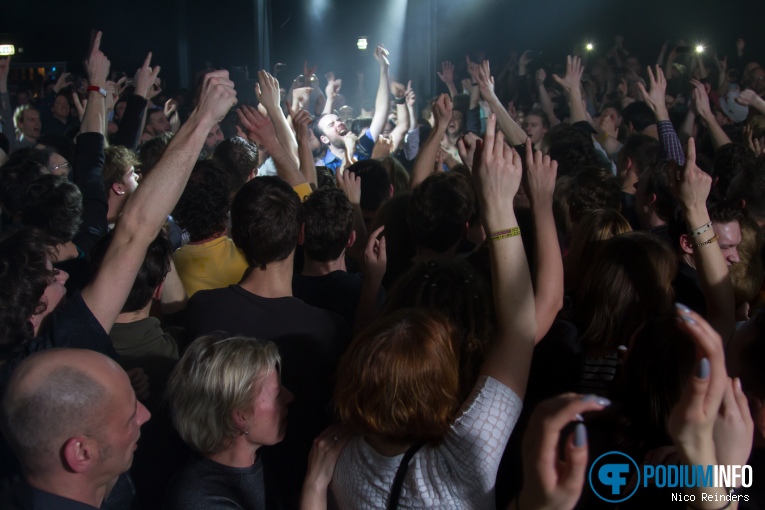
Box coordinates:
[655,107,670,122]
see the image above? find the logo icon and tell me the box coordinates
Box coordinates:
[589,451,640,503]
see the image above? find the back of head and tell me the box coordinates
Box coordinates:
[166,334,280,454]
[104,145,140,190]
[408,172,475,253]
[91,229,173,313]
[713,143,758,199]
[568,166,621,223]
[348,159,391,214]
[0,227,56,357]
[302,187,353,262]
[729,214,764,307]
[726,156,765,223]
[642,160,677,223]
[622,101,657,132]
[212,136,258,195]
[0,161,46,217]
[620,134,659,175]
[137,132,174,178]
[21,174,83,244]
[379,156,410,195]
[1,350,109,475]
[173,160,231,243]
[565,208,632,292]
[335,308,459,444]
[36,135,76,166]
[576,231,676,351]
[546,126,600,178]
[231,176,303,270]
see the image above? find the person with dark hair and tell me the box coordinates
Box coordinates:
[523,109,549,149]
[727,156,765,228]
[622,101,657,138]
[212,136,258,196]
[137,131,173,178]
[712,143,759,200]
[566,166,621,225]
[347,159,393,224]
[294,187,382,326]
[40,79,78,137]
[617,134,659,227]
[172,160,248,297]
[546,126,600,178]
[0,160,46,234]
[184,175,350,508]
[141,107,171,142]
[408,172,475,261]
[36,135,77,173]
[21,174,83,246]
[634,159,677,243]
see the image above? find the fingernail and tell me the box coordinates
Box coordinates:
[581,395,611,406]
[675,303,692,313]
[735,377,743,391]
[697,357,710,379]
[575,413,584,422]
[574,423,587,447]
[617,345,628,352]
[679,314,697,325]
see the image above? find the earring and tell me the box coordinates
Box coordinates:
[244,428,249,436]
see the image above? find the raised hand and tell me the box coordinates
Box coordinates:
[324,72,342,99]
[256,70,281,113]
[197,70,236,123]
[735,89,765,113]
[134,52,161,100]
[466,55,480,82]
[552,55,584,95]
[374,45,390,68]
[516,394,609,510]
[371,135,394,159]
[292,108,312,142]
[236,104,275,145]
[86,31,110,89]
[637,65,669,120]
[363,224,387,284]
[437,61,455,85]
[456,132,480,172]
[476,60,496,100]
[292,87,313,111]
[432,93,453,130]
[72,93,87,121]
[524,138,558,208]
[713,377,754,467]
[105,81,118,111]
[689,79,713,120]
[405,81,416,108]
[303,60,318,81]
[53,73,72,94]
[301,424,352,508]
[472,114,522,226]
[670,138,712,213]
[519,50,533,74]
[336,166,361,205]
[390,81,407,99]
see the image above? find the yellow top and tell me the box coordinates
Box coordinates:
[173,236,248,297]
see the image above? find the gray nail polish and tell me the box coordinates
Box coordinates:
[680,314,697,325]
[675,303,692,313]
[581,395,612,406]
[575,413,584,422]
[697,357,710,379]
[574,423,587,447]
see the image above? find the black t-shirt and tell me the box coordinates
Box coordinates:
[184,285,351,508]
[292,271,385,326]
[672,262,707,317]
[164,455,268,510]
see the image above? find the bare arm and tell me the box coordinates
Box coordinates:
[82,57,237,333]
[336,169,367,260]
[367,45,391,141]
[735,89,765,115]
[690,80,732,150]
[322,73,340,116]
[410,94,451,189]
[524,140,563,343]
[476,60,527,145]
[437,61,459,99]
[257,70,300,167]
[552,55,587,124]
[475,115,536,397]
[292,108,318,188]
[389,81,410,152]
[535,68,560,127]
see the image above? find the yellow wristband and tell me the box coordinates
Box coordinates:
[489,227,521,241]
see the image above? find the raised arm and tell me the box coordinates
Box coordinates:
[735,89,765,115]
[638,66,686,165]
[389,81,410,152]
[292,107,318,188]
[0,56,16,150]
[257,70,300,167]
[671,138,735,343]
[476,60,527,145]
[113,53,160,150]
[552,55,587,124]
[524,140,563,343]
[367,45,391,141]
[322,73,341,116]
[690,79,732,150]
[474,115,536,397]
[81,63,236,333]
[410,94,451,189]
[437,61,459,99]
[535,68,560,127]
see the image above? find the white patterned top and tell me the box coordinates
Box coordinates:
[331,376,522,509]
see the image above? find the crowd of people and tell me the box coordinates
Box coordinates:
[0,27,763,510]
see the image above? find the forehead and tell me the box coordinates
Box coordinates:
[319,114,339,128]
[23,109,40,121]
[526,114,543,123]
[714,221,741,243]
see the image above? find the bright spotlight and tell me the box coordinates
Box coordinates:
[585,43,594,52]
[0,45,15,56]
[695,44,705,54]
[357,37,368,51]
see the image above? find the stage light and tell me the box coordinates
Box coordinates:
[0,45,15,56]
[695,44,705,54]
[357,37,368,50]
[585,43,594,51]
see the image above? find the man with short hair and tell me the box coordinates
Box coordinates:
[184,176,349,508]
[140,108,171,142]
[0,349,151,509]
[13,105,41,149]
[523,110,549,149]
[103,146,141,224]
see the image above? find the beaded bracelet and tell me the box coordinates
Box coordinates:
[689,221,713,237]
[694,234,719,248]
[489,227,521,241]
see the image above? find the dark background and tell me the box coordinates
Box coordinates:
[2,0,764,100]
